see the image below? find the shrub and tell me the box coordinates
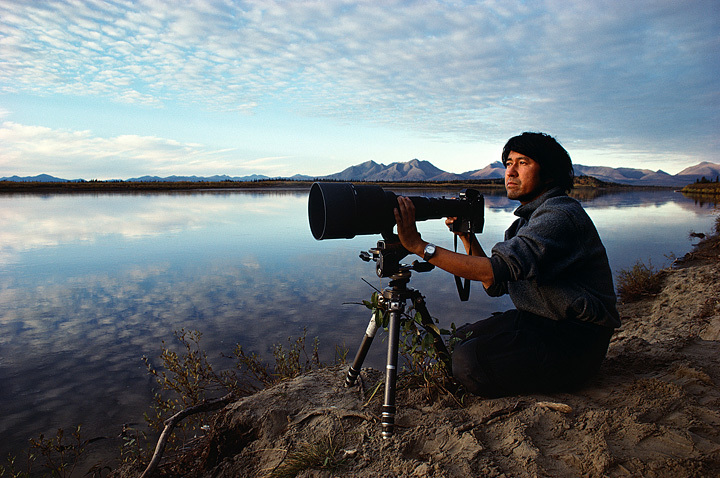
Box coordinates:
[616,260,665,302]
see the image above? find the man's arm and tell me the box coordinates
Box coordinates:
[394,196,495,289]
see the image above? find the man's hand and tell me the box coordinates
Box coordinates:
[446,216,483,257]
[393,196,425,257]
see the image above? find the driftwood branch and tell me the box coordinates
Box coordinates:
[140,392,235,478]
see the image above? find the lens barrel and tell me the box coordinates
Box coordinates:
[308,182,395,240]
[308,182,483,240]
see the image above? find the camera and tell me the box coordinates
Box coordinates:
[308,182,484,240]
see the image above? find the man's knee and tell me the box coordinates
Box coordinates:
[451,339,502,397]
[451,339,476,381]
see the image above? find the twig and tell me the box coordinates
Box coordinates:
[457,400,525,433]
[362,381,384,408]
[140,392,235,478]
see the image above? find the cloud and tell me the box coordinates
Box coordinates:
[0,0,717,161]
[0,121,271,178]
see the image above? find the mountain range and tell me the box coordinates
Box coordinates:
[3,160,719,187]
[323,159,720,187]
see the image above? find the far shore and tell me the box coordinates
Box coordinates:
[0,176,679,194]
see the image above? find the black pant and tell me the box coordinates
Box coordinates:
[451,310,613,398]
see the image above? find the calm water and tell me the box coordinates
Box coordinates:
[0,187,717,458]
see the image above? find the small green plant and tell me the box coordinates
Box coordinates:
[117,423,150,471]
[227,328,336,390]
[616,259,665,302]
[0,452,33,478]
[363,291,455,399]
[1,426,94,478]
[143,329,236,438]
[269,433,348,478]
[272,330,322,380]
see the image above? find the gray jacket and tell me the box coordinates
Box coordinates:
[487,187,621,329]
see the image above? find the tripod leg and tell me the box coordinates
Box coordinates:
[345,314,379,387]
[381,304,402,439]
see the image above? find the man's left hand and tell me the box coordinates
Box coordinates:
[394,196,425,256]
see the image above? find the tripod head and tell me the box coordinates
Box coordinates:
[359,234,434,279]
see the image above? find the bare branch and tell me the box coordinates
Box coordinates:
[140,392,235,478]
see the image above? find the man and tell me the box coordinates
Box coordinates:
[394,132,620,397]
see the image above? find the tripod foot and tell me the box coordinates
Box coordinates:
[381,404,396,439]
[345,366,361,387]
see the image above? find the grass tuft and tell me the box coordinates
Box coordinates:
[269,434,348,478]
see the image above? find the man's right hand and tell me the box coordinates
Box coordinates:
[445,216,484,257]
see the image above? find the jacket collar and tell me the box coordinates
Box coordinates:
[514,187,566,219]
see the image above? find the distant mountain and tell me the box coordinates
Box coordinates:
[289,174,315,181]
[571,165,678,186]
[324,159,465,182]
[673,161,720,184]
[126,174,270,182]
[0,174,82,182]
[463,161,505,180]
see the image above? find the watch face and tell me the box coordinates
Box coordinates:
[424,244,436,258]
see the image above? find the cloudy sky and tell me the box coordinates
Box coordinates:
[0,0,718,180]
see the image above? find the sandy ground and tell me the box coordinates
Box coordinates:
[125,233,720,478]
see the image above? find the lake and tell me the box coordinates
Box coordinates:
[0,186,717,459]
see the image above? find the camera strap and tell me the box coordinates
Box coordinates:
[453,234,472,301]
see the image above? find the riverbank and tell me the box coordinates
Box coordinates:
[115,218,720,477]
[681,181,720,197]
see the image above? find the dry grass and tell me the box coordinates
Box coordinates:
[268,433,348,478]
[616,260,666,303]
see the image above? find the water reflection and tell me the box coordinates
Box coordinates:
[681,191,720,208]
[0,191,297,263]
[0,187,716,459]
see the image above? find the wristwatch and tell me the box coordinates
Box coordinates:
[423,243,437,261]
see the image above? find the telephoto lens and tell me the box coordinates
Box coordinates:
[308,182,483,240]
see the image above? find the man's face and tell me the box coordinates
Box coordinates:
[504,151,547,204]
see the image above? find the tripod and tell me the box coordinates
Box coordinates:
[345,238,451,439]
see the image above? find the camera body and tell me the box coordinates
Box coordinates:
[449,188,484,235]
[308,182,484,240]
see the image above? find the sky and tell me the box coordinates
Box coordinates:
[0,0,718,180]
